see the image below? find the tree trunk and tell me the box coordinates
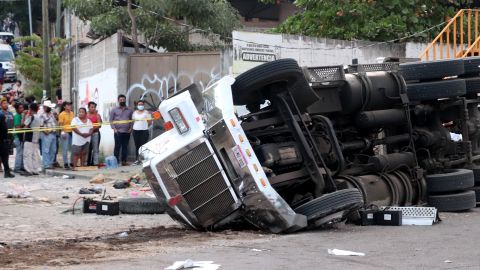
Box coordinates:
[127,0,140,53]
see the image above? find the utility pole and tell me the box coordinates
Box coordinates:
[28,0,33,37]
[42,0,52,98]
[56,0,61,37]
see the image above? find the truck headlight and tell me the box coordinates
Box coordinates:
[168,107,189,134]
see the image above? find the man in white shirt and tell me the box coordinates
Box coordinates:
[71,107,93,170]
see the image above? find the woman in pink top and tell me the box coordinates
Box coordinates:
[86,101,102,166]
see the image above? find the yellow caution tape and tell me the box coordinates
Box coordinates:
[7,118,155,134]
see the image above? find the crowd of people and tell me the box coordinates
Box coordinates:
[0,93,153,178]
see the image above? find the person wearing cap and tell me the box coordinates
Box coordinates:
[40,100,57,170]
[58,101,74,169]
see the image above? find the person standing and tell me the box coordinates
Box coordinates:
[40,101,57,170]
[110,95,133,166]
[58,101,74,168]
[131,100,151,165]
[12,102,24,173]
[23,103,42,175]
[71,108,93,170]
[0,63,5,84]
[0,98,14,178]
[87,102,102,166]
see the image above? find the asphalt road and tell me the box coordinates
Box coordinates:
[63,210,480,270]
[1,174,480,270]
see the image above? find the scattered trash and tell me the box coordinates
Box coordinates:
[62,175,74,179]
[105,156,119,169]
[6,183,31,198]
[328,249,365,256]
[251,248,263,252]
[62,195,69,199]
[90,174,105,184]
[129,174,142,184]
[130,191,139,197]
[93,185,104,193]
[444,260,453,263]
[118,232,128,238]
[165,260,221,270]
[79,188,96,194]
[113,180,130,189]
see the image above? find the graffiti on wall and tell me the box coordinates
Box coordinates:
[126,67,222,111]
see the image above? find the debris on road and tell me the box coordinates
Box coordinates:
[165,260,221,270]
[6,183,31,198]
[62,175,74,179]
[89,174,105,184]
[118,232,128,238]
[327,249,365,256]
[113,180,130,189]
[444,260,453,263]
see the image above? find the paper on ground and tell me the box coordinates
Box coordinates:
[165,260,221,270]
[328,249,365,256]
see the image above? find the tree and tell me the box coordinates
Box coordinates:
[272,0,459,42]
[14,35,67,99]
[63,0,241,51]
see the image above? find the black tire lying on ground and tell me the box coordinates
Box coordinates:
[463,56,480,76]
[399,59,464,81]
[426,169,474,194]
[406,79,466,101]
[427,190,476,212]
[231,58,318,110]
[119,197,165,214]
[464,77,480,94]
[294,189,363,223]
[470,186,480,203]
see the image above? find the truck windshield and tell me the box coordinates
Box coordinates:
[0,50,13,62]
[202,76,236,128]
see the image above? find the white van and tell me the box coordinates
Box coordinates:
[0,44,16,82]
[0,32,14,42]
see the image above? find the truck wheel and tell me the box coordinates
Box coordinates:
[463,56,480,76]
[470,186,480,203]
[399,59,464,81]
[294,189,363,223]
[426,169,474,194]
[427,190,476,212]
[406,79,466,101]
[119,197,165,214]
[231,59,317,110]
[464,77,480,94]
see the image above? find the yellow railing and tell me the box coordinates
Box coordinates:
[420,9,480,61]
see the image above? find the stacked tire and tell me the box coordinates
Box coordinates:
[469,166,480,206]
[399,59,466,101]
[425,169,476,212]
[460,57,480,96]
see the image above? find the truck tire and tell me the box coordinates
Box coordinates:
[427,190,476,212]
[399,59,464,81]
[119,197,165,214]
[231,59,317,109]
[406,79,466,101]
[426,169,474,194]
[294,189,363,223]
[470,186,480,203]
[464,77,480,94]
[463,57,480,76]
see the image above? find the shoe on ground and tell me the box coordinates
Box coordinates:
[32,172,40,176]
[131,160,141,166]
[122,162,130,166]
[4,172,15,178]
[64,164,70,169]
[13,169,22,173]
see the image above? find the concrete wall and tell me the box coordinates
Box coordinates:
[232,31,429,75]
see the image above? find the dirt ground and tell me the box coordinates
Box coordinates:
[2,173,480,270]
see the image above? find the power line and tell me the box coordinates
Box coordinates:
[131,2,449,51]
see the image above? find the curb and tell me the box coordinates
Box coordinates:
[45,169,90,180]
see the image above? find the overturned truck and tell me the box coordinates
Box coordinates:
[140,58,480,233]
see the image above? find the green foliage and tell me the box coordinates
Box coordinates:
[63,0,241,51]
[14,35,67,99]
[275,0,458,42]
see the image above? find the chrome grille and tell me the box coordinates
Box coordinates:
[171,142,236,226]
